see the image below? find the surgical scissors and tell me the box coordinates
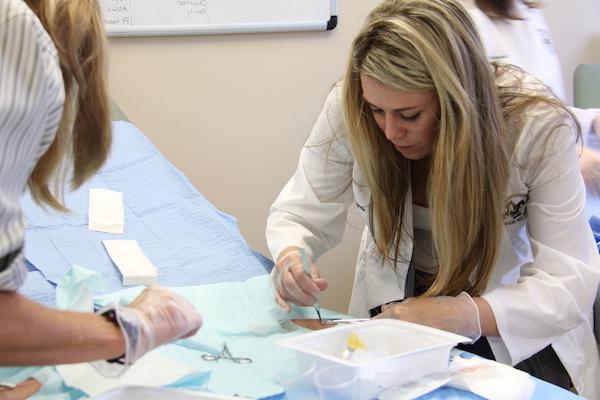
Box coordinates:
[319,317,370,325]
[201,342,253,364]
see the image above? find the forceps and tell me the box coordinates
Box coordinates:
[201,342,253,364]
[298,249,368,326]
[299,248,323,322]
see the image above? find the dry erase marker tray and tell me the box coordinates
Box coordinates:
[276,319,471,388]
[90,385,240,400]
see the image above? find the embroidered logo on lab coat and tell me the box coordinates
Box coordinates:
[504,193,529,225]
[356,202,368,212]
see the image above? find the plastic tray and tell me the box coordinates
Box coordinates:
[90,385,240,400]
[276,319,471,388]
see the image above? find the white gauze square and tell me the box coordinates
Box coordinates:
[102,240,157,286]
[88,188,124,234]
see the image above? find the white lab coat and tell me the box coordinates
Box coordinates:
[462,0,599,141]
[266,83,600,398]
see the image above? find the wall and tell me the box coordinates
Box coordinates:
[107,1,599,313]
[107,1,380,312]
[542,0,600,104]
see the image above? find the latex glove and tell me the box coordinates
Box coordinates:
[579,147,600,197]
[94,286,202,374]
[271,247,328,312]
[0,379,40,400]
[375,292,481,341]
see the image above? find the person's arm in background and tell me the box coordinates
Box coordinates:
[464,0,600,195]
[573,107,600,196]
[578,147,600,197]
[570,107,600,141]
[266,84,355,310]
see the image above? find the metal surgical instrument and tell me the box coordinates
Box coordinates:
[201,342,253,364]
[319,317,371,325]
[299,248,323,322]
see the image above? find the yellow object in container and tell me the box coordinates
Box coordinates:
[342,332,365,360]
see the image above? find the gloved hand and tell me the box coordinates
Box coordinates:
[375,292,482,341]
[271,247,328,312]
[93,286,202,376]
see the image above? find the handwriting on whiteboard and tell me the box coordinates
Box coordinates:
[102,0,209,26]
[103,0,131,26]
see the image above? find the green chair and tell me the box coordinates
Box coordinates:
[574,63,600,343]
[110,98,129,122]
[574,64,600,109]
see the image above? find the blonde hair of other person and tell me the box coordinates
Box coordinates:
[24,0,111,210]
[343,0,579,298]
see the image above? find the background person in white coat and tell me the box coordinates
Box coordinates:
[463,0,600,194]
[267,0,600,396]
[0,0,202,397]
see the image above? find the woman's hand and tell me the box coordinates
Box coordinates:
[122,286,203,363]
[271,247,328,312]
[0,379,41,400]
[375,292,482,340]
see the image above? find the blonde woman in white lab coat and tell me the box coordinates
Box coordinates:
[267,0,600,397]
[463,0,600,194]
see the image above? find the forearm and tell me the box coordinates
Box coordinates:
[569,106,600,138]
[474,296,499,337]
[0,291,125,365]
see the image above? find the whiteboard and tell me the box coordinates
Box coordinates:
[101,0,338,36]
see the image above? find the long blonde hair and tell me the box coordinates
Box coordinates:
[25,0,111,210]
[343,0,510,297]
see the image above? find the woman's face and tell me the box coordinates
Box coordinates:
[361,73,440,161]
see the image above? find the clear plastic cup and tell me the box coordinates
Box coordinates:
[274,358,318,400]
[313,365,358,400]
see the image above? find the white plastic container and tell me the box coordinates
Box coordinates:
[89,386,241,400]
[276,319,471,389]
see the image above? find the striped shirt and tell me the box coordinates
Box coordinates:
[0,0,64,290]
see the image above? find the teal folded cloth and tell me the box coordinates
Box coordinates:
[94,274,347,399]
[56,265,105,312]
[3,267,345,399]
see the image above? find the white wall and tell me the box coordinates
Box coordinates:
[107,1,599,313]
[107,1,380,312]
[542,0,600,105]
